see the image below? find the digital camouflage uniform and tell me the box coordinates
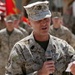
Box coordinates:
[18,26,28,36]
[0,28,24,75]
[5,32,75,75]
[19,22,33,35]
[49,25,75,49]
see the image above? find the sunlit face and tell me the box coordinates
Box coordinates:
[29,18,51,36]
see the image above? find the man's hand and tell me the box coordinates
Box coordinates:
[38,60,55,75]
[70,63,75,75]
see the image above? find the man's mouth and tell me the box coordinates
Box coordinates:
[42,27,47,30]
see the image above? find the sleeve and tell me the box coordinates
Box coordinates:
[66,29,75,49]
[70,34,75,49]
[20,33,25,39]
[61,40,75,63]
[5,43,38,75]
[5,44,24,75]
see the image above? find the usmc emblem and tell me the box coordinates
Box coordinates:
[37,5,42,10]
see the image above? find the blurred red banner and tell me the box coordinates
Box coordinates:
[5,0,20,15]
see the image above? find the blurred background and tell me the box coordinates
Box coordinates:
[0,0,75,34]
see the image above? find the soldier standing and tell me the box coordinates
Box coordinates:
[49,12,75,49]
[5,1,75,75]
[12,14,29,36]
[19,20,33,35]
[0,15,24,75]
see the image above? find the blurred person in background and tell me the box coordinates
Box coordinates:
[19,19,33,35]
[49,12,75,49]
[13,14,28,36]
[0,15,24,75]
[18,12,33,34]
[63,6,75,31]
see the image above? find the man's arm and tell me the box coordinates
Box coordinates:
[5,44,23,75]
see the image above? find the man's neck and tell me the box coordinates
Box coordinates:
[6,29,14,35]
[34,33,49,42]
[53,24,61,29]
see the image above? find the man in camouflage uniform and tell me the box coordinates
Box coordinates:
[49,12,75,49]
[5,1,75,75]
[19,21,33,35]
[0,15,25,75]
[12,14,29,36]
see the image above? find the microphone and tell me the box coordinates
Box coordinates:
[45,50,54,75]
[46,57,53,75]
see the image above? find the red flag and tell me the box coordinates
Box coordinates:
[5,0,20,15]
[21,16,30,25]
[5,0,30,25]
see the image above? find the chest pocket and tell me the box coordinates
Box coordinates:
[17,42,45,74]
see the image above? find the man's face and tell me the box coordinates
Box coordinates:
[29,17,51,36]
[5,21,14,31]
[52,17,61,25]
